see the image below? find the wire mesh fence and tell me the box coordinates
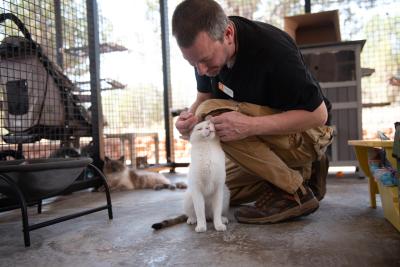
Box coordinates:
[0,0,167,168]
[97,0,166,167]
[0,0,92,161]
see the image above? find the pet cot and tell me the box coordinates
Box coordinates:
[0,13,92,159]
[0,157,113,247]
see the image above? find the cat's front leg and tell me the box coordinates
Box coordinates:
[183,192,197,225]
[212,186,227,231]
[192,191,207,232]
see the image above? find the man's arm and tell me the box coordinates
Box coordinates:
[211,101,328,142]
[188,92,213,114]
[175,92,213,138]
[251,101,328,135]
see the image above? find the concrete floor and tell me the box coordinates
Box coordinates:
[0,173,399,267]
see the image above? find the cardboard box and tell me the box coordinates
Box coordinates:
[284,10,341,45]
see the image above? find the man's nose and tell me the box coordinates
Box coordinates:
[196,63,207,76]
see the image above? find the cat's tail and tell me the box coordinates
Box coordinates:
[151,214,188,230]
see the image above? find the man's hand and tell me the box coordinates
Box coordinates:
[210,111,253,142]
[175,109,199,140]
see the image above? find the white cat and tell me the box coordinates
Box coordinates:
[185,119,230,232]
[152,120,230,232]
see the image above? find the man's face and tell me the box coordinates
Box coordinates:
[180,31,230,77]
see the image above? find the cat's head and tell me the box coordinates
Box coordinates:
[103,156,126,173]
[190,119,218,142]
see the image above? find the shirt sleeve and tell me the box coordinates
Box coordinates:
[194,69,212,93]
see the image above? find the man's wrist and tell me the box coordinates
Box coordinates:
[246,116,258,137]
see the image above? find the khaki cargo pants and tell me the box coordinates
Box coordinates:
[195,99,333,205]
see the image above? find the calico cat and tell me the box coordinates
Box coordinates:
[152,120,230,232]
[102,156,186,191]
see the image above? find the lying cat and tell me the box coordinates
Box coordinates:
[152,120,230,232]
[103,156,186,191]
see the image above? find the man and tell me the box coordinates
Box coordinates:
[172,0,333,224]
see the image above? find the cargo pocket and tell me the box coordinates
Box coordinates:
[303,126,334,159]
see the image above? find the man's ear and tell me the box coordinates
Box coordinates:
[224,22,235,44]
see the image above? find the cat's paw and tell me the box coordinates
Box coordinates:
[153,184,166,190]
[214,223,227,232]
[174,182,187,189]
[168,184,176,190]
[221,216,229,224]
[195,224,207,233]
[187,217,197,225]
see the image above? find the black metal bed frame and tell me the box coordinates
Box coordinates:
[0,163,113,247]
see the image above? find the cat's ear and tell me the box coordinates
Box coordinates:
[119,155,125,162]
[205,115,213,121]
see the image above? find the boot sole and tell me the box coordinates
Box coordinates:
[235,198,319,224]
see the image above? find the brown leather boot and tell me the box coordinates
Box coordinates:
[234,183,319,224]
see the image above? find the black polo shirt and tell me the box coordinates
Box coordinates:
[195,16,331,123]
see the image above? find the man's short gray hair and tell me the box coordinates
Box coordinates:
[172,0,229,48]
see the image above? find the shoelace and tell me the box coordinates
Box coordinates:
[255,184,275,209]
[293,185,307,206]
